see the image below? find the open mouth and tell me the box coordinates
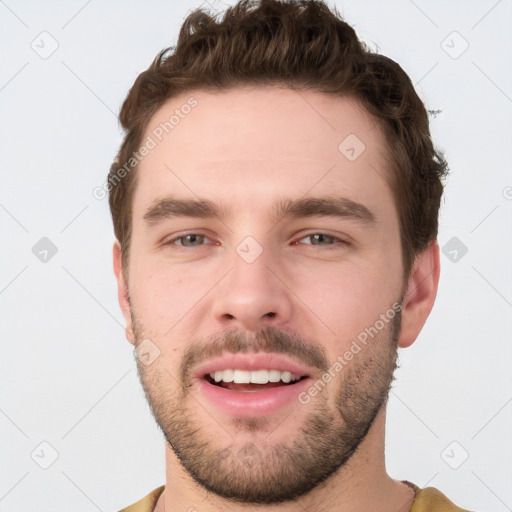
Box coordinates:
[197,367,313,417]
[204,370,308,392]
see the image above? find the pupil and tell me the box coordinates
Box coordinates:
[313,234,330,245]
[185,235,201,246]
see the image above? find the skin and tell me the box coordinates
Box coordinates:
[113,85,440,512]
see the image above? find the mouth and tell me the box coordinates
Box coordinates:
[194,356,314,418]
[203,369,309,392]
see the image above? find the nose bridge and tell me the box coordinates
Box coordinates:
[211,234,292,330]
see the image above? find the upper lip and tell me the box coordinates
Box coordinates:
[193,353,314,379]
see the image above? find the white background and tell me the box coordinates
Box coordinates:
[1,0,511,510]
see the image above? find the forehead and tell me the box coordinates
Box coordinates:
[133,85,394,221]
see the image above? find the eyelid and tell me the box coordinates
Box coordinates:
[162,230,350,248]
[163,231,216,246]
[295,231,351,246]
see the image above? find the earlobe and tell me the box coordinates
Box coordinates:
[397,241,441,348]
[113,241,135,345]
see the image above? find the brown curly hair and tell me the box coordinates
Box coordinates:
[108,0,448,280]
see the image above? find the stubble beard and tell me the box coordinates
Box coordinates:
[131,305,401,504]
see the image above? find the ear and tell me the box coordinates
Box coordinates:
[113,240,135,345]
[397,240,440,348]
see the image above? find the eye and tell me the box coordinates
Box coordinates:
[165,233,215,248]
[296,233,348,248]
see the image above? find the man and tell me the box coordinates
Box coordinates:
[109,0,470,510]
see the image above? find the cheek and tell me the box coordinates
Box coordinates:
[130,273,194,377]
[130,263,188,332]
[129,256,222,339]
[287,259,396,340]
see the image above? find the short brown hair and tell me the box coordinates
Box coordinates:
[108,0,448,279]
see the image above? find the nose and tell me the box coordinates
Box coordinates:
[211,245,293,331]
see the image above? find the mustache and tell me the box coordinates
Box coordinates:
[180,325,330,383]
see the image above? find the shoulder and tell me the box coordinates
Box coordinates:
[117,485,165,512]
[405,481,473,512]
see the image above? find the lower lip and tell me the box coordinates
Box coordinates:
[196,377,313,418]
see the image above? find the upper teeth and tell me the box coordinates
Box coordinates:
[209,369,302,384]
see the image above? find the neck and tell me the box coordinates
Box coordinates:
[154,407,415,512]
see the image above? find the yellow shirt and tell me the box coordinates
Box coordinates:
[118,481,472,511]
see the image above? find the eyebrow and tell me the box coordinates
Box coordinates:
[143,195,376,227]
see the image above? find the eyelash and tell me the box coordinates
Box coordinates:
[164,233,349,249]
[297,233,350,249]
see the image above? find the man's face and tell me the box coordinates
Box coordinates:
[121,86,406,503]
